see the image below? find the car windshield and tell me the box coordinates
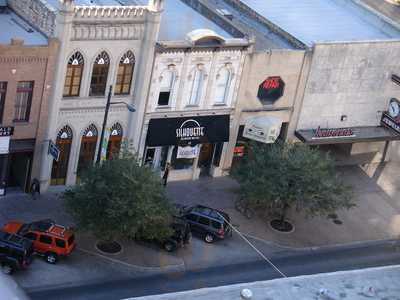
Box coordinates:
[30,220,53,232]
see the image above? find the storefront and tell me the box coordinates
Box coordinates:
[295,125,400,165]
[144,114,230,181]
[231,115,288,169]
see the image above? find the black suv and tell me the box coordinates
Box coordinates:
[136,217,191,252]
[0,230,34,274]
[180,205,231,243]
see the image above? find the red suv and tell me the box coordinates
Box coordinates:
[3,219,75,264]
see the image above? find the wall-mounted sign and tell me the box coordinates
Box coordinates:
[177,145,199,159]
[0,126,14,137]
[176,119,205,142]
[391,74,400,86]
[146,115,230,147]
[312,126,355,139]
[0,136,11,154]
[243,116,282,144]
[48,140,60,161]
[257,76,285,104]
[381,98,400,135]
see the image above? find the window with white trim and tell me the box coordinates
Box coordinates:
[214,67,231,104]
[157,66,175,106]
[188,65,204,106]
[90,51,110,96]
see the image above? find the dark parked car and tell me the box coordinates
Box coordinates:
[136,217,191,252]
[0,230,34,275]
[180,205,232,243]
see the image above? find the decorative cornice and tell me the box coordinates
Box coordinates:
[74,6,147,19]
[71,23,144,41]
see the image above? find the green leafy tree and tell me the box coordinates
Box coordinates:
[63,150,173,242]
[232,142,354,223]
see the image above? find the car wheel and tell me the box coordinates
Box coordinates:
[164,242,175,252]
[46,253,58,264]
[1,264,13,275]
[204,233,214,243]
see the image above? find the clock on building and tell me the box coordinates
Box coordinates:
[389,98,400,118]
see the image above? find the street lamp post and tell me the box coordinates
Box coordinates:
[96,85,135,165]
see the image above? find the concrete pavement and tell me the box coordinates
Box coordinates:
[1,162,399,291]
[167,162,400,248]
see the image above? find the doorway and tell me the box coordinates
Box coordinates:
[51,125,73,186]
[8,152,32,192]
[198,143,214,176]
[77,124,98,179]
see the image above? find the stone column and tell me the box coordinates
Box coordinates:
[39,2,75,191]
[127,9,162,157]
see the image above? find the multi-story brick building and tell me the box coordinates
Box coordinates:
[0,2,59,194]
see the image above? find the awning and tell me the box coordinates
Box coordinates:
[146,115,230,147]
[295,126,400,145]
[10,139,36,153]
[243,116,282,144]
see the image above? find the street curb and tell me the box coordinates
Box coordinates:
[77,247,186,273]
[242,232,400,253]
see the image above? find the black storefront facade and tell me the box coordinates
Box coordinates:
[0,126,35,195]
[144,114,230,181]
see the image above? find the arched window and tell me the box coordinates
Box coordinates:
[63,52,84,97]
[90,51,110,96]
[158,65,175,106]
[115,51,135,95]
[107,123,123,160]
[214,67,231,104]
[51,125,73,185]
[188,65,204,106]
[77,124,98,178]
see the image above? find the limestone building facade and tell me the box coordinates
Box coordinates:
[11,0,163,190]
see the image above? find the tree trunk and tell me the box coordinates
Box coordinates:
[279,204,289,227]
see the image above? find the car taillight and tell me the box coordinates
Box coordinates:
[218,228,224,237]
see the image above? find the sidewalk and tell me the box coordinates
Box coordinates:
[166,162,400,248]
[1,162,399,273]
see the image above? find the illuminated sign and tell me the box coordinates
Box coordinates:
[257,76,285,104]
[312,127,355,139]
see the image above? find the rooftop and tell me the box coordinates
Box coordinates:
[236,0,400,46]
[0,9,48,46]
[137,0,234,40]
[130,265,400,300]
[204,0,298,49]
[361,0,400,23]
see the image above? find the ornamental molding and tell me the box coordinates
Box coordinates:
[71,23,144,40]
[0,56,48,64]
[74,6,147,19]
[59,106,129,115]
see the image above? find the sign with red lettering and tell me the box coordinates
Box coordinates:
[312,127,355,139]
[257,76,285,104]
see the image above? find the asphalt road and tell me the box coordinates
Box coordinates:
[28,240,400,300]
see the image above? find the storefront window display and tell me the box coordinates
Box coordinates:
[171,146,195,170]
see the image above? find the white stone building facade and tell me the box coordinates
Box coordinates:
[11,0,163,190]
[139,32,249,181]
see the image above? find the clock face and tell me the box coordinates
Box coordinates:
[389,100,400,118]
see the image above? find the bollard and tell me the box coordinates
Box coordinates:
[241,288,253,299]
